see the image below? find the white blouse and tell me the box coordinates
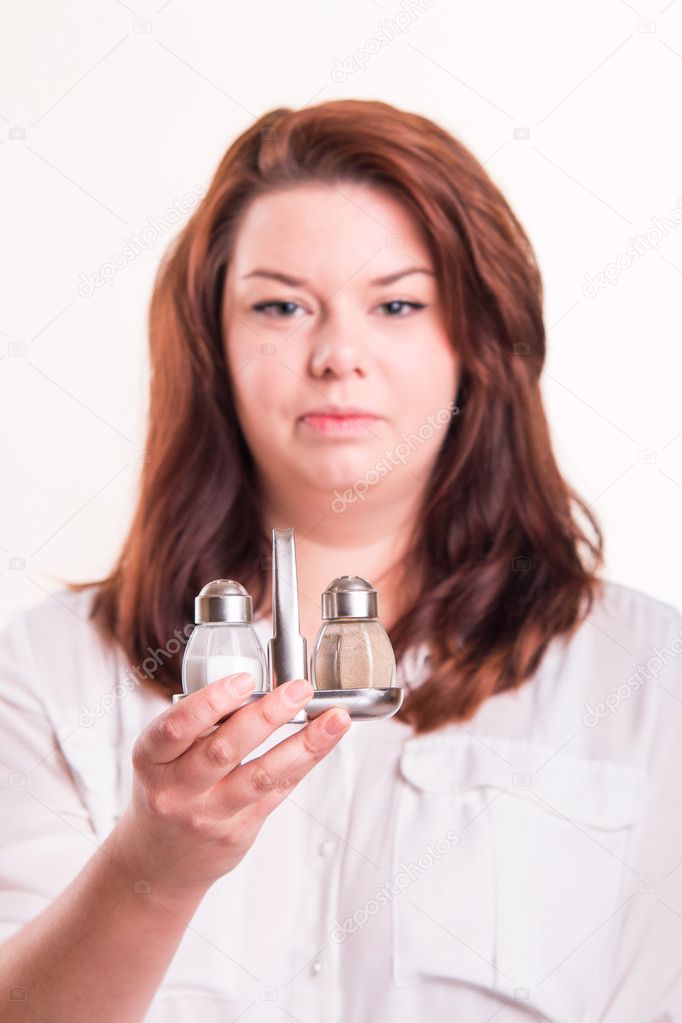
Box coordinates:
[0,578,681,1022]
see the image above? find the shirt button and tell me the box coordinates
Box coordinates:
[318,839,335,857]
[310,959,324,977]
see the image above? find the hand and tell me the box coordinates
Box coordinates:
[109,673,350,899]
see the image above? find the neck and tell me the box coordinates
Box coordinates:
[256,482,423,630]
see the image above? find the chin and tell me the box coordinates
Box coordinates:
[300,456,375,498]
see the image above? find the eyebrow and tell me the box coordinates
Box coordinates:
[240,267,436,287]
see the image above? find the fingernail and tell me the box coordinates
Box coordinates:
[324,710,350,736]
[284,679,313,704]
[234,674,256,694]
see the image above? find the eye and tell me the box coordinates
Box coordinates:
[252,300,305,317]
[377,300,426,316]
[251,299,427,318]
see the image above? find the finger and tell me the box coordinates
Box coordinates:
[140,673,258,764]
[168,677,315,793]
[209,706,351,818]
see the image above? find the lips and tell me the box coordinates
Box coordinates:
[299,404,379,419]
[298,405,382,436]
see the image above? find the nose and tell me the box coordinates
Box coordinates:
[308,313,367,380]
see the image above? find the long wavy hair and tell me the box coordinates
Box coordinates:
[63,98,604,734]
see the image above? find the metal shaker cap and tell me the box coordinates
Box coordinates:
[321,576,378,620]
[195,579,253,624]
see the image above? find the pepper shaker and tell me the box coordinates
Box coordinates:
[311,577,396,691]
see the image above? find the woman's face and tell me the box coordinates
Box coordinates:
[222,181,459,513]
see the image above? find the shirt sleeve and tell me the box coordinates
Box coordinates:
[0,606,100,944]
[594,609,682,1021]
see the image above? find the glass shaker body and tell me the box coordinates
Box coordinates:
[182,622,268,696]
[311,617,395,691]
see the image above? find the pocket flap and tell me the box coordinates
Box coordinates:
[399,731,645,830]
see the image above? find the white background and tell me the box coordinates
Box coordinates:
[2,0,681,624]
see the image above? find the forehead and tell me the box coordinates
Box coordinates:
[227,182,433,285]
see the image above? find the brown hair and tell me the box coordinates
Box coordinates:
[63,98,604,735]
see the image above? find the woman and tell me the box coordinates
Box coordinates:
[0,99,680,1022]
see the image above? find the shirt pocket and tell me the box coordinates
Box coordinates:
[57,730,121,841]
[392,731,645,1023]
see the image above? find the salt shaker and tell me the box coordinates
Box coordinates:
[311,576,396,691]
[181,580,268,696]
